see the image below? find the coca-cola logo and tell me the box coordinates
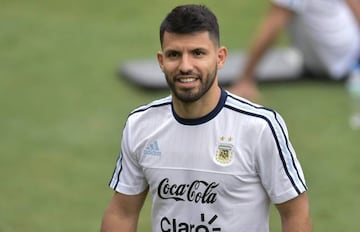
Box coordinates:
[157,178,218,204]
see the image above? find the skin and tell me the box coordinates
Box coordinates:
[100,30,312,232]
[157,31,227,119]
[100,190,148,232]
[346,0,360,24]
[276,192,312,232]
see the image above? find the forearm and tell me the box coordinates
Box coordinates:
[281,214,312,232]
[242,4,292,80]
[100,208,138,232]
[101,191,148,232]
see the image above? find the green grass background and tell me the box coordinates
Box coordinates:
[1,0,359,231]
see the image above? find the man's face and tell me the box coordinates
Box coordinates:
[157,31,226,103]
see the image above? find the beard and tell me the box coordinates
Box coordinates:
[164,67,218,103]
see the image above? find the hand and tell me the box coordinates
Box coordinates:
[228,77,261,103]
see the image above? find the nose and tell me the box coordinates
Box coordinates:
[179,54,193,74]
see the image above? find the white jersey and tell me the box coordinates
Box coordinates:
[273,0,360,78]
[109,90,307,232]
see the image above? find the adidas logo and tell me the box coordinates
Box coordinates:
[144,141,161,156]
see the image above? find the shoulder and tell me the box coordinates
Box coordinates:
[129,95,172,116]
[225,91,276,118]
[225,91,289,133]
[122,96,173,148]
[125,95,172,125]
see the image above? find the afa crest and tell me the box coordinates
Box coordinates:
[215,137,234,165]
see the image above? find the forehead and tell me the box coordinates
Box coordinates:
[162,31,216,51]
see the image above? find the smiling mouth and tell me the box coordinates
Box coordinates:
[179,77,197,83]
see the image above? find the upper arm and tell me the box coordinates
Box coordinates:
[251,4,292,44]
[101,189,148,232]
[275,192,312,232]
[241,3,293,77]
[266,3,294,30]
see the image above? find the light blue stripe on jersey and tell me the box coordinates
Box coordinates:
[226,93,307,194]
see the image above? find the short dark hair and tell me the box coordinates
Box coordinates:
[159,4,220,47]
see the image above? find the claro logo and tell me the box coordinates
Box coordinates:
[157,178,218,204]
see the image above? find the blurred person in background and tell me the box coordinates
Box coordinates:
[229,0,360,102]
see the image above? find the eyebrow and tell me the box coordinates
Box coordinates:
[164,47,208,54]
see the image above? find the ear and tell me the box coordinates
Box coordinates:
[157,51,164,72]
[217,46,227,70]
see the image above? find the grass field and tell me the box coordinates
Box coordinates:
[1,1,359,231]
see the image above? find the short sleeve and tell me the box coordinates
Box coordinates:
[255,111,307,204]
[108,120,148,195]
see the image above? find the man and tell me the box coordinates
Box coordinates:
[230,0,360,102]
[101,4,312,232]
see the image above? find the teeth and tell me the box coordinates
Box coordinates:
[179,78,196,83]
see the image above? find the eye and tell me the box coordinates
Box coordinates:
[166,51,180,59]
[193,49,205,57]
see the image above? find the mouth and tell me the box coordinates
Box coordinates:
[178,77,197,83]
[175,76,199,89]
[176,73,200,82]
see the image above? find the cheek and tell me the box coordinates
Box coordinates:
[162,62,178,74]
[203,59,218,72]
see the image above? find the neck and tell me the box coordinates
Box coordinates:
[172,85,222,119]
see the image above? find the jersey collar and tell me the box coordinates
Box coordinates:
[172,89,227,125]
